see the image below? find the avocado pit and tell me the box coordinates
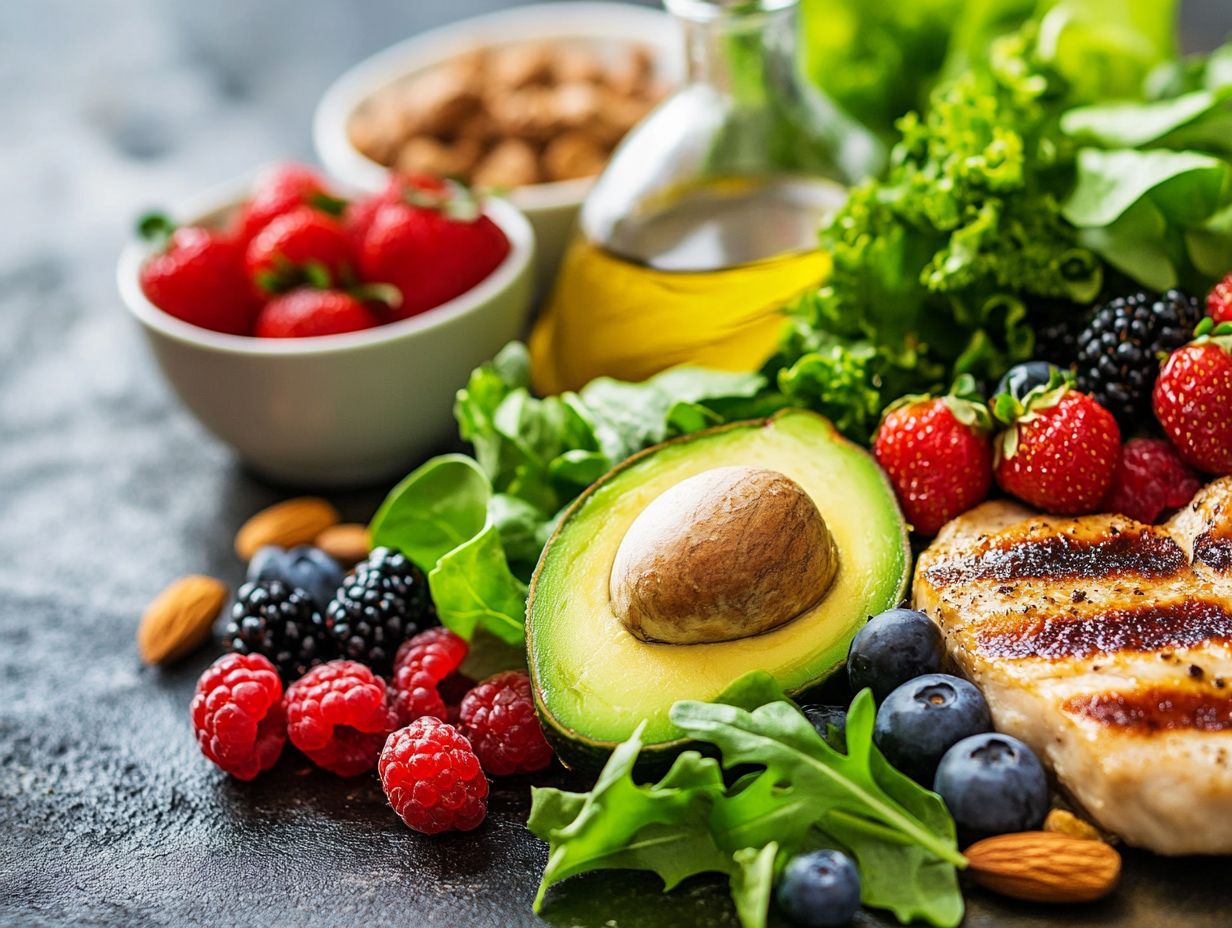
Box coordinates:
[609,465,839,644]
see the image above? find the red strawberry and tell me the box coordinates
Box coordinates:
[235,163,340,243]
[255,289,382,338]
[1207,271,1232,325]
[137,216,256,335]
[993,381,1121,514]
[1102,438,1202,523]
[1153,319,1232,474]
[359,182,509,320]
[245,207,354,296]
[873,377,994,536]
[346,173,447,248]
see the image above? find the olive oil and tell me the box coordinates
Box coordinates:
[529,176,843,395]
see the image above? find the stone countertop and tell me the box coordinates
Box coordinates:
[2,1,1230,925]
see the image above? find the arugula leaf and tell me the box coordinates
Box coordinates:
[730,843,779,928]
[529,725,731,908]
[669,697,965,869]
[530,685,965,928]
[817,693,964,928]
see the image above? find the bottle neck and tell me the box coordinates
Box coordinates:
[672,0,800,94]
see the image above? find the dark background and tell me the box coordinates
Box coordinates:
[2,1,1231,926]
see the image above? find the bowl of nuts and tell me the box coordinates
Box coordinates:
[313,2,680,291]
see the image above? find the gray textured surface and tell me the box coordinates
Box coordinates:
[2,1,1232,925]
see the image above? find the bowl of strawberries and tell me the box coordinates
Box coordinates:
[117,163,534,486]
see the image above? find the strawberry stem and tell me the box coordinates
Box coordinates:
[136,211,176,249]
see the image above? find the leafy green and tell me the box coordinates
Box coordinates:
[1061,86,1232,148]
[1034,0,1178,104]
[370,454,528,646]
[370,455,489,569]
[371,345,769,643]
[528,725,732,904]
[774,29,1095,440]
[530,677,965,928]
[426,523,527,645]
[800,0,1039,147]
[781,9,1232,441]
[1058,75,1232,292]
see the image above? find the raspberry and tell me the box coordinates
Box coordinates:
[391,627,469,725]
[190,653,286,781]
[379,717,488,834]
[1208,271,1232,324]
[285,660,396,776]
[458,671,553,776]
[1102,437,1202,523]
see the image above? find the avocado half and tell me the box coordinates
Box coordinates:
[527,409,911,771]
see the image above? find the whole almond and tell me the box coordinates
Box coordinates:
[1044,808,1103,842]
[965,831,1120,903]
[234,497,340,560]
[315,523,371,566]
[137,575,228,665]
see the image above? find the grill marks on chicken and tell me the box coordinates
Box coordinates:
[914,478,1232,854]
[1065,689,1232,734]
[920,522,1189,586]
[1195,530,1232,572]
[974,599,1232,661]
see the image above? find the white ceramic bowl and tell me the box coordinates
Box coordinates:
[313,2,681,291]
[117,180,534,487]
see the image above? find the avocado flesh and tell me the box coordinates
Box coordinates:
[527,410,910,763]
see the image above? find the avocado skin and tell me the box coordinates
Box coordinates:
[527,410,911,775]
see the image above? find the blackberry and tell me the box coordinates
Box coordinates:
[325,547,435,672]
[1028,297,1088,366]
[224,580,334,681]
[1075,289,1202,426]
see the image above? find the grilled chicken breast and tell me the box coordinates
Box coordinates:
[914,478,1232,855]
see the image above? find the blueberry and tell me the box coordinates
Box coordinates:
[933,733,1049,836]
[995,361,1063,402]
[873,674,992,783]
[247,544,344,610]
[775,849,861,928]
[847,608,944,701]
[801,704,847,752]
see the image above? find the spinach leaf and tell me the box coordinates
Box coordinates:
[370,454,529,643]
[1063,148,1229,230]
[369,455,489,570]
[1061,87,1232,148]
[427,522,527,645]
